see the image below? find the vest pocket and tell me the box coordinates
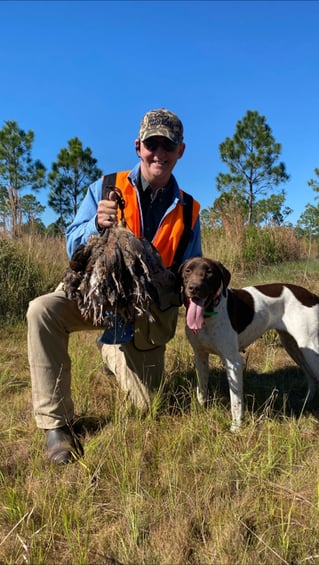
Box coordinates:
[133,304,179,351]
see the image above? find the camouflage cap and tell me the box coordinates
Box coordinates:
[139,108,184,144]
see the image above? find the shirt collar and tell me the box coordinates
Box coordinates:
[129,163,182,201]
[140,172,172,197]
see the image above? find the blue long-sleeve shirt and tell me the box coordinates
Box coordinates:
[66,163,202,262]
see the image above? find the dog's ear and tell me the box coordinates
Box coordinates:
[216,262,231,292]
[177,262,184,276]
[176,262,188,297]
[177,259,189,279]
[177,259,189,275]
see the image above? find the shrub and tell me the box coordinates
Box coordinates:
[202,224,301,275]
[242,225,300,272]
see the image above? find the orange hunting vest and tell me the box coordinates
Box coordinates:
[102,170,200,269]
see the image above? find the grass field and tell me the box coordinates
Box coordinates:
[1,241,319,564]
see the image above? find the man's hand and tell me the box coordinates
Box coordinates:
[96,191,118,230]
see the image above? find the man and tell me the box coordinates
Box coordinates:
[27,108,202,465]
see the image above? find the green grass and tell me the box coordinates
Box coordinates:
[2,303,319,564]
[2,233,319,563]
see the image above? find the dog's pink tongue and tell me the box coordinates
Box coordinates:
[186,299,205,331]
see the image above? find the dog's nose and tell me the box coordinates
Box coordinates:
[188,282,201,295]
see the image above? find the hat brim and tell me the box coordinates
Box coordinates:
[140,128,179,144]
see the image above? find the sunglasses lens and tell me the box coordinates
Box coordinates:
[163,140,177,151]
[143,139,156,151]
[143,139,177,152]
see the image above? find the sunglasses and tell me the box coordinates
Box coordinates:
[142,138,178,152]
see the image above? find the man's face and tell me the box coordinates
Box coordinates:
[136,135,185,187]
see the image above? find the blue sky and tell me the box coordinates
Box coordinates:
[1,0,318,227]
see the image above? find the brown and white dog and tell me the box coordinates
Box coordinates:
[179,257,319,431]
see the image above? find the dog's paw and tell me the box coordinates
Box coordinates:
[230,421,242,433]
[196,388,208,407]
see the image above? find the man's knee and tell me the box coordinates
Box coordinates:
[99,340,165,409]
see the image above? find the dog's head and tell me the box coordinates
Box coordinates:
[179,257,231,300]
[178,257,231,332]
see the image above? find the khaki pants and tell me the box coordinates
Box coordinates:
[27,290,178,429]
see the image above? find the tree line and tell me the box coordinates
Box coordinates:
[0,111,318,238]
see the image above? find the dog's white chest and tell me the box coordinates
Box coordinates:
[186,306,238,357]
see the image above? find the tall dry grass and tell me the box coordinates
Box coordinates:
[1,230,319,564]
[202,222,305,276]
[0,233,67,325]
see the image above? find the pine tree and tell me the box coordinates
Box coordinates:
[216,110,290,224]
[48,137,102,228]
[0,120,46,236]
